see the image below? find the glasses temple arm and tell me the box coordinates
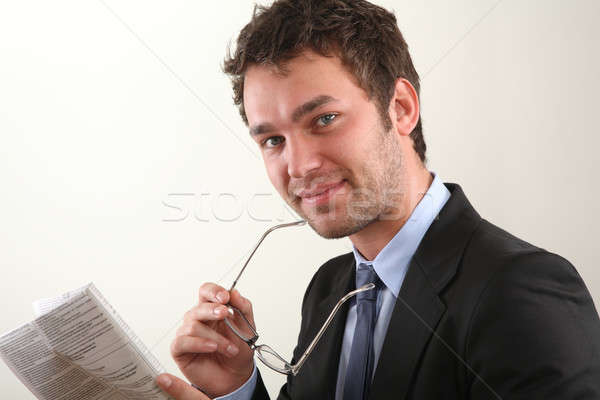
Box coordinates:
[229,220,305,291]
[290,283,376,376]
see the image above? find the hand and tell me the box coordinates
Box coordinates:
[156,373,211,400]
[170,283,255,397]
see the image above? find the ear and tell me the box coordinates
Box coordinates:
[388,78,420,137]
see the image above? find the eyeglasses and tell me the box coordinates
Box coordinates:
[224,220,375,376]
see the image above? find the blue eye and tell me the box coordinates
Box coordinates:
[263,136,284,148]
[316,113,338,127]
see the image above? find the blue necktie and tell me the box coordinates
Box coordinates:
[343,264,380,400]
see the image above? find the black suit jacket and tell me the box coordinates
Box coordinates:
[252,183,600,399]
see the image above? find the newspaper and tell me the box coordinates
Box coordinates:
[0,283,172,400]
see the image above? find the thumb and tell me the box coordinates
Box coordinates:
[230,289,254,320]
[156,373,211,400]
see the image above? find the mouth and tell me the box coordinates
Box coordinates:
[297,180,347,206]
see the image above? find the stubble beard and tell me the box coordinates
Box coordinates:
[287,128,404,240]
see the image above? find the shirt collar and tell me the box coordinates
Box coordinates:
[352,171,451,297]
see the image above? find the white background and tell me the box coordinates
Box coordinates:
[1,0,598,398]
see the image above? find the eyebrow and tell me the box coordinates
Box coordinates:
[249,95,338,136]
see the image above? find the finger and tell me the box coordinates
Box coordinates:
[171,332,239,359]
[156,373,210,400]
[170,334,219,358]
[229,289,254,320]
[198,282,230,304]
[183,303,231,323]
[175,320,233,348]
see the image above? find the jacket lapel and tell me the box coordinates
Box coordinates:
[294,255,356,398]
[369,183,482,400]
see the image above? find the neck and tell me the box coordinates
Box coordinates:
[350,167,433,261]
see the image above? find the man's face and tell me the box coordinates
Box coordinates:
[243,50,406,238]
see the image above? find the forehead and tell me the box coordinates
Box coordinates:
[242,50,369,125]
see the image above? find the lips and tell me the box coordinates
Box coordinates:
[296,180,346,206]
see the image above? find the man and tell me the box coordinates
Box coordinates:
[156,0,600,398]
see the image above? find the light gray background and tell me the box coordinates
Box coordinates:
[1,0,598,398]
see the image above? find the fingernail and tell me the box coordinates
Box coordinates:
[205,341,218,351]
[227,344,239,355]
[157,375,172,388]
[216,292,227,303]
[213,306,225,316]
[233,289,247,303]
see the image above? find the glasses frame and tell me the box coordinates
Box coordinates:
[224,220,376,376]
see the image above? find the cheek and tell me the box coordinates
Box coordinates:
[326,129,367,168]
[264,159,289,195]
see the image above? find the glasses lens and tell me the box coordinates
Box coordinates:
[224,306,257,343]
[256,345,292,374]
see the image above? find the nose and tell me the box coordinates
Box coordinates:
[285,135,322,179]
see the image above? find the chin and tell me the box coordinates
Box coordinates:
[306,215,374,239]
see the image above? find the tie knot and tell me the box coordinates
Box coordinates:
[356,264,379,302]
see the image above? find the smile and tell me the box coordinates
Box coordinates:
[299,180,347,206]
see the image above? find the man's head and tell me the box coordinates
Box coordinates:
[223,0,426,238]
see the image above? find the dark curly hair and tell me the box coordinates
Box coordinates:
[223,0,426,164]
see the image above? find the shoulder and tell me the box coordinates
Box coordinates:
[456,218,595,325]
[446,217,599,351]
[311,252,355,281]
[457,221,600,396]
[466,224,593,326]
[466,220,599,356]
[300,252,354,307]
[458,218,585,293]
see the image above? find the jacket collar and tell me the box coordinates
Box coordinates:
[294,255,356,398]
[369,182,482,400]
[292,183,482,399]
[351,172,451,297]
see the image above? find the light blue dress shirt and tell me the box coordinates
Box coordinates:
[217,172,450,400]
